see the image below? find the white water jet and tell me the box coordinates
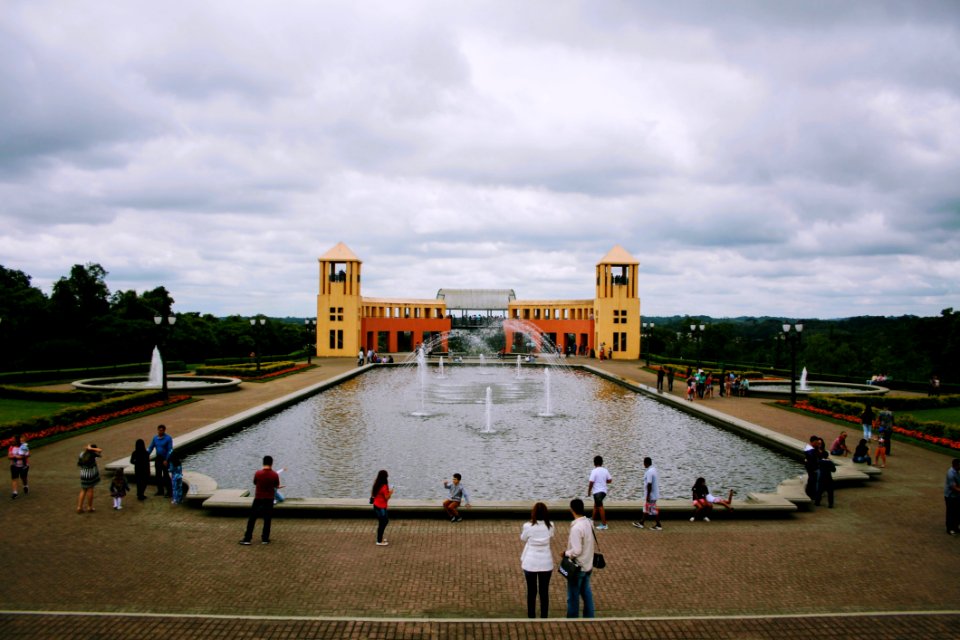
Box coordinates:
[799,367,810,391]
[516,355,522,378]
[539,367,554,417]
[412,349,430,416]
[480,354,486,366]
[438,356,445,378]
[483,386,494,432]
[148,346,163,387]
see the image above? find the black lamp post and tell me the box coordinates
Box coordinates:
[250,317,266,373]
[782,322,804,405]
[690,323,705,368]
[304,318,316,365]
[153,314,177,398]
[642,322,655,365]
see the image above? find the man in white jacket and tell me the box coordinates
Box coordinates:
[565,498,595,618]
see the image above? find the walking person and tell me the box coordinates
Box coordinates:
[815,442,836,508]
[656,367,665,392]
[588,455,612,529]
[878,406,894,455]
[129,439,151,500]
[8,435,29,499]
[666,367,675,392]
[520,502,554,618]
[803,435,820,500]
[146,424,173,497]
[76,444,102,514]
[442,473,471,522]
[945,459,960,536]
[240,455,282,545]
[861,404,874,442]
[564,498,596,618]
[371,469,394,546]
[633,457,662,530]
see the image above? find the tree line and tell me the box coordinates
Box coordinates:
[0,262,957,384]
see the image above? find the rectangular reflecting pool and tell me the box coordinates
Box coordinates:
[184,366,801,500]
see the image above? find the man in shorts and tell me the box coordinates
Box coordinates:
[587,455,612,530]
[8,435,28,499]
[633,457,662,530]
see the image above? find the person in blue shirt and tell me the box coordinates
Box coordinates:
[146,424,174,497]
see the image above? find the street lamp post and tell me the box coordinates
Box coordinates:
[250,317,266,373]
[153,314,177,398]
[304,318,316,365]
[690,323,705,368]
[642,322,655,365]
[782,322,804,405]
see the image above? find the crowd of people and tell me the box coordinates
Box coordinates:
[655,366,753,399]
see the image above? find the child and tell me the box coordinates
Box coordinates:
[874,436,887,468]
[442,473,471,522]
[110,468,130,510]
[274,467,286,504]
[168,453,184,505]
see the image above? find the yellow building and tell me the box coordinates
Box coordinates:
[316,242,642,360]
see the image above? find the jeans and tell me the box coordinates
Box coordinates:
[566,569,594,618]
[863,423,872,440]
[374,506,389,542]
[154,458,170,495]
[524,570,551,618]
[946,496,960,533]
[243,498,274,542]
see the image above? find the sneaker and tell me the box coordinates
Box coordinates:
[454,516,463,522]
[117,506,123,510]
[375,541,389,546]
[652,525,663,531]
[632,521,644,529]
[596,523,608,530]
[11,492,17,500]
[23,486,28,494]
[450,516,457,522]
[703,517,710,522]
[239,540,252,545]
[689,517,695,522]
[261,540,270,545]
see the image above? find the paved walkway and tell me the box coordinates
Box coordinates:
[1,358,958,639]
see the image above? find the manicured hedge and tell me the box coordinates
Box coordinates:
[0,361,187,384]
[800,394,960,450]
[203,354,302,366]
[0,385,111,402]
[650,364,764,379]
[194,361,298,377]
[0,389,170,442]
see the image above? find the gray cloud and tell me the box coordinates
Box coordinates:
[0,1,958,319]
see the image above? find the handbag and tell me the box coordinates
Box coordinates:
[558,554,580,579]
[592,528,606,569]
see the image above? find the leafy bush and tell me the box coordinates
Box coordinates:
[195,361,298,377]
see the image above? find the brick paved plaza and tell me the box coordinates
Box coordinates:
[1,358,958,639]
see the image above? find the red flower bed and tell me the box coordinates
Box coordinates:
[241,365,309,380]
[0,395,190,448]
[781,400,960,451]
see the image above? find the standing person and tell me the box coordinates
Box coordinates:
[168,453,184,505]
[632,457,662,530]
[666,367,675,392]
[587,455,612,530]
[656,367,665,392]
[8,435,28,499]
[945,459,960,536]
[803,435,820,500]
[358,349,364,366]
[815,441,836,508]
[76,444,102,514]
[564,498,595,618]
[878,407,894,455]
[861,404,874,442]
[520,502,555,618]
[371,469,394,546]
[240,455,282,545]
[109,468,130,510]
[146,425,173,497]
[129,439,151,500]
[929,374,941,396]
[442,473,471,522]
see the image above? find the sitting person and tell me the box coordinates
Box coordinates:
[830,431,851,457]
[442,473,471,522]
[690,477,734,522]
[851,438,872,464]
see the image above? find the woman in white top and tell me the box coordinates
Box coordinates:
[520,501,555,618]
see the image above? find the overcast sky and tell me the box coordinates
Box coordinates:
[2,1,958,319]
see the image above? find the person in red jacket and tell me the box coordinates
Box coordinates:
[240,456,282,545]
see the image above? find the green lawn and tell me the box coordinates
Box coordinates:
[0,399,86,423]
[901,407,960,426]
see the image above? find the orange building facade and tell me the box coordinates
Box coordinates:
[316,242,642,360]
